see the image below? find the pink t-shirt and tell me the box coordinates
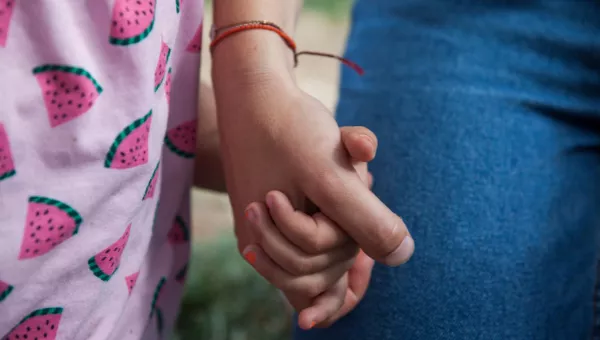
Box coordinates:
[0,1,203,339]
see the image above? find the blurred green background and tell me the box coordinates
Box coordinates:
[305,0,352,19]
[175,1,353,339]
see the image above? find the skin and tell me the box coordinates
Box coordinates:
[198,0,415,328]
[212,0,414,267]
[193,83,378,328]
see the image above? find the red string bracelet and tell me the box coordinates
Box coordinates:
[209,21,364,76]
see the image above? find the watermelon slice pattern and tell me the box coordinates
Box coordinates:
[110,0,156,46]
[19,196,83,260]
[155,308,164,334]
[149,277,166,334]
[175,0,182,13]
[0,280,14,302]
[104,111,152,169]
[125,271,139,295]
[150,276,166,317]
[33,65,103,127]
[165,68,172,104]
[186,23,202,53]
[0,0,15,47]
[0,122,15,181]
[88,224,132,281]
[0,0,203,334]
[167,216,189,244]
[164,120,196,159]
[175,263,187,284]
[142,161,160,200]
[4,307,63,340]
[154,41,171,92]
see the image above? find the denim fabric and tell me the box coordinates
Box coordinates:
[295,1,600,339]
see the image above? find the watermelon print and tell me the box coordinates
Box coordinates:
[175,263,187,284]
[19,196,83,260]
[154,41,171,92]
[88,224,132,281]
[175,0,182,13]
[0,0,15,47]
[155,308,164,334]
[33,65,103,127]
[104,111,152,169]
[186,23,202,53]
[0,122,15,181]
[125,272,139,295]
[151,199,159,231]
[150,276,166,317]
[167,216,189,244]
[142,161,160,200]
[165,68,172,104]
[0,280,13,302]
[109,0,156,46]
[164,120,196,158]
[4,307,63,340]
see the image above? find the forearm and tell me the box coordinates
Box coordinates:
[193,83,226,192]
[211,0,304,103]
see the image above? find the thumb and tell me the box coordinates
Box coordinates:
[340,126,378,163]
[305,155,414,266]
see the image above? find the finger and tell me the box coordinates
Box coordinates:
[245,202,358,276]
[265,191,352,253]
[340,126,378,162]
[305,155,415,266]
[353,161,369,187]
[297,274,348,330]
[321,250,375,326]
[241,244,354,299]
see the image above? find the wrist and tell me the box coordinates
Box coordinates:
[211,29,296,91]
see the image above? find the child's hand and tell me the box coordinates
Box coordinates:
[242,126,378,329]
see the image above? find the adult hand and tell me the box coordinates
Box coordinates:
[211,28,414,267]
[214,75,414,266]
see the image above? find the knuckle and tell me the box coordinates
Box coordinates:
[305,279,327,297]
[305,233,324,254]
[285,277,325,298]
[289,257,313,276]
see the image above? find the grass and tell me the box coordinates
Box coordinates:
[175,235,292,340]
[304,0,352,18]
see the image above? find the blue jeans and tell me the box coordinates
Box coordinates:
[295,1,600,339]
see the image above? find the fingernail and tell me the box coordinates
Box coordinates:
[265,193,275,210]
[309,321,316,329]
[359,134,373,144]
[384,235,414,266]
[243,247,257,265]
[245,207,257,224]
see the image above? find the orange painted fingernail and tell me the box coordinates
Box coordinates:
[243,249,256,265]
[245,207,257,224]
[309,321,316,329]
